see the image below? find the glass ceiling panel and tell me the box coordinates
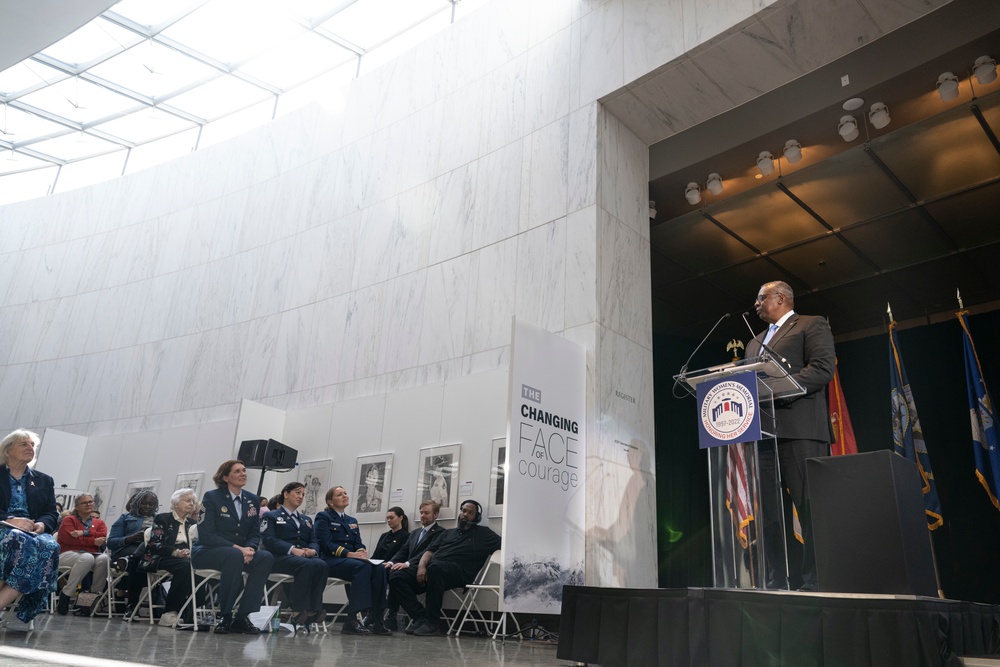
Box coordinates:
[0,61,66,97]
[321,0,448,50]
[0,0,480,205]
[88,40,221,99]
[17,77,139,125]
[161,0,305,66]
[167,74,272,120]
[40,19,141,67]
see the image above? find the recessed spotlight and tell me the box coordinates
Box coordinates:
[706,173,723,195]
[974,55,997,86]
[937,72,959,101]
[684,182,701,205]
[838,115,859,142]
[756,151,774,176]
[869,103,890,130]
[783,140,802,164]
[842,97,864,111]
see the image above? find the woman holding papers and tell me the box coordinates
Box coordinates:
[0,429,61,624]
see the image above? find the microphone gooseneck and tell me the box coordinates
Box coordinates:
[678,312,731,377]
[741,311,789,367]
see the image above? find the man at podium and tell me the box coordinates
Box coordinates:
[748,280,835,591]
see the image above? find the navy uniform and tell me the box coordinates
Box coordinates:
[192,487,274,631]
[313,508,388,632]
[260,506,327,616]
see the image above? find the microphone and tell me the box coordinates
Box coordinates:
[678,312,731,378]
[741,311,790,368]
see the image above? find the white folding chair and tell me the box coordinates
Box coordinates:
[95,568,129,618]
[176,568,223,632]
[130,570,173,625]
[48,564,73,614]
[317,577,350,631]
[449,551,519,640]
[264,573,294,606]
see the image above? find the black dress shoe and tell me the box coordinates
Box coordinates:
[371,619,392,636]
[213,613,233,634]
[413,619,441,636]
[383,616,398,631]
[231,614,262,634]
[291,611,310,635]
[341,618,371,635]
[56,593,71,616]
[404,618,422,634]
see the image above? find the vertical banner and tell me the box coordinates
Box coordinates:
[503,318,586,614]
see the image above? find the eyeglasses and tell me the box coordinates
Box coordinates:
[78,500,95,505]
[755,293,777,304]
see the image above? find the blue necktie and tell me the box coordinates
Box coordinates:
[763,323,778,345]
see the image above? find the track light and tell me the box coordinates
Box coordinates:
[937,72,959,101]
[649,200,657,219]
[783,140,802,164]
[869,103,890,130]
[838,115,859,142]
[684,182,701,205]
[706,173,723,196]
[974,55,997,86]
[756,151,774,176]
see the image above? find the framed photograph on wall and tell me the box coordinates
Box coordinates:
[415,444,461,521]
[299,459,332,517]
[123,479,160,513]
[174,472,204,500]
[487,437,506,518]
[352,454,393,523]
[87,479,115,518]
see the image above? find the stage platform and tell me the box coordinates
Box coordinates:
[557,586,1000,666]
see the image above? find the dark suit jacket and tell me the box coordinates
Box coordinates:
[0,465,59,533]
[372,528,409,561]
[193,487,263,551]
[746,313,836,442]
[389,522,444,566]
[261,506,318,554]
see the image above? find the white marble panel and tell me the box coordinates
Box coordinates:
[624,59,734,141]
[0,305,23,367]
[224,247,262,327]
[377,270,428,375]
[0,363,29,426]
[351,198,398,290]
[568,103,598,213]
[860,0,948,33]
[479,55,527,156]
[73,231,114,294]
[623,0,685,85]
[32,297,72,361]
[392,105,440,196]
[239,313,280,401]
[528,0,574,48]
[481,0,530,73]
[340,67,388,146]
[89,347,135,423]
[418,253,475,366]
[237,178,282,255]
[13,360,53,427]
[109,281,150,351]
[62,353,106,426]
[144,336,193,417]
[526,117,570,231]
[436,80,485,177]
[30,242,70,303]
[165,264,206,339]
[428,163,478,266]
[58,291,100,359]
[103,226,139,289]
[329,137,373,224]
[692,23,802,106]
[4,247,42,306]
[315,213,361,302]
[472,141,523,249]
[339,282,387,383]
[38,360,79,431]
[179,323,248,411]
[598,109,649,239]
[578,0,624,104]
[284,225,325,311]
[565,206,598,329]
[761,0,881,73]
[683,0,755,50]
[470,236,518,354]
[250,237,294,319]
[134,274,179,345]
[515,217,567,333]
[193,256,236,333]
[267,304,316,397]
[523,28,572,135]
[305,294,348,390]
[389,187,433,281]
[444,10,487,97]
[208,189,249,262]
[8,301,54,365]
[599,210,652,347]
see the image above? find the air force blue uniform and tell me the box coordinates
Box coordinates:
[314,509,387,614]
[260,506,327,613]
[192,488,274,617]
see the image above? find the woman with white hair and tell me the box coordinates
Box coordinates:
[0,429,61,624]
[133,488,200,627]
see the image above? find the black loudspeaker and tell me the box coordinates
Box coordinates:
[237,439,298,470]
[808,450,937,596]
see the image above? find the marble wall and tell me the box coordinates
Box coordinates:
[0,0,816,589]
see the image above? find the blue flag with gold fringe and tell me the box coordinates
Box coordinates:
[889,321,943,529]
[958,311,1000,511]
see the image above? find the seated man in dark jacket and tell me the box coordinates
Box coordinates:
[389,499,500,636]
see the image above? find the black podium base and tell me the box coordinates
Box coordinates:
[557,586,1000,666]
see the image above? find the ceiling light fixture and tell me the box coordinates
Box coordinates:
[783,140,802,164]
[756,151,775,176]
[937,72,960,101]
[706,173,723,196]
[684,182,701,205]
[974,55,997,86]
[838,115,859,142]
[869,103,890,130]
[649,200,657,219]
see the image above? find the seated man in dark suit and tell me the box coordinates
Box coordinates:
[389,499,500,636]
[383,499,444,630]
[192,460,274,634]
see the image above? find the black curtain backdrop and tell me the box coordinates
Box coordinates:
[653,309,1000,603]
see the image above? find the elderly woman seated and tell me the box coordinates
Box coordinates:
[110,490,159,616]
[56,493,111,615]
[0,429,61,625]
[133,488,200,628]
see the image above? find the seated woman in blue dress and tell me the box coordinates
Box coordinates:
[261,482,328,633]
[0,429,61,624]
[314,486,391,635]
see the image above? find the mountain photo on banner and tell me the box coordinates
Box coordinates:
[958,310,1000,512]
[889,320,944,530]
